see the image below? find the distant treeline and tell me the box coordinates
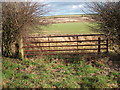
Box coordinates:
[44,14,97,18]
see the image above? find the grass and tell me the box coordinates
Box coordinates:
[39,22,98,34]
[0,61,1,89]
[2,56,119,88]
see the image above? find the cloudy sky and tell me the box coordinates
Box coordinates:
[45,2,93,16]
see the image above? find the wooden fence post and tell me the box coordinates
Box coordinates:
[15,43,19,57]
[98,37,101,54]
[18,36,24,60]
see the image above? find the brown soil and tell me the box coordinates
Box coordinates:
[47,16,94,24]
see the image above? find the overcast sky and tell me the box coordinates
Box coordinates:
[45,2,93,16]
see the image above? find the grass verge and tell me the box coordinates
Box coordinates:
[2,56,119,88]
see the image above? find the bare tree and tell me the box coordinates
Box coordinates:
[88,1,120,54]
[2,2,49,58]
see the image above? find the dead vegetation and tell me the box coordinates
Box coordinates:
[47,16,95,24]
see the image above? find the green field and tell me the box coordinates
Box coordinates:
[41,22,98,34]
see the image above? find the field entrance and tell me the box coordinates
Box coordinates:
[23,34,108,58]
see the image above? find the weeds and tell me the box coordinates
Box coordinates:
[2,56,119,88]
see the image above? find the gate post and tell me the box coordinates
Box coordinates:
[18,36,24,60]
[98,37,101,54]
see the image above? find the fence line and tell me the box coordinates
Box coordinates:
[23,44,107,48]
[23,34,104,38]
[22,34,108,57]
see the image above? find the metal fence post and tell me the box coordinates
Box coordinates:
[98,37,101,54]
